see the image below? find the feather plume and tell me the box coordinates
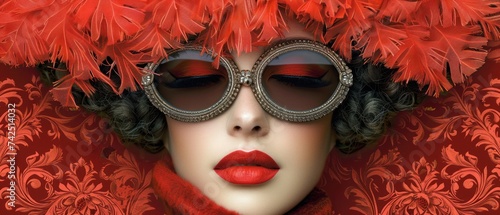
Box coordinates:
[281,0,306,14]
[223,0,256,54]
[386,26,451,96]
[376,0,418,23]
[430,25,488,83]
[51,76,81,108]
[51,74,99,107]
[326,16,370,61]
[149,0,205,42]
[40,2,109,83]
[0,0,499,106]
[297,0,325,22]
[344,0,380,20]
[480,14,500,40]
[0,1,51,65]
[356,21,407,63]
[200,0,257,56]
[251,0,287,44]
[128,24,181,59]
[71,0,146,45]
[414,0,441,27]
[322,0,348,25]
[101,43,144,94]
[434,0,498,27]
[487,41,500,62]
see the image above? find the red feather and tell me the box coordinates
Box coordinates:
[430,25,488,83]
[325,0,380,59]
[194,0,229,24]
[296,0,325,22]
[209,0,256,55]
[326,17,370,61]
[344,0,380,20]
[71,0,146,45]
[251,0,286,44]
[479,14,500,40]
[356,21,407,63]
[436,0,498,27]
[51,74,101,108]
[414,0,499,28]
[0,1,50,65]
[40,2,114,95]
[281,0,306,13]
[51,74,100,108]
[230,0,256,53]
[307,20,328,43]
[1,0,500,107]
[376,0,418,23]
[194,0,230,47]
[149,0,205,42]
[322,0,348,25]
[386,26,451,96]
[128,24,181,59]
[50,76,80,108]
[487,41,500,62]
[414,0,441,26]
[101,43,144,94]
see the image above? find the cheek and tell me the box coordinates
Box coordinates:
[275,113,333,147]
[276,121,333,166]
[164,119,224,182]
[269,116,334,179]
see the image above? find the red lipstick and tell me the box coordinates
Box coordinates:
[214,151,280,185]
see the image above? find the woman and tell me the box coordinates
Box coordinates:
[143,18,413,214]
[2,0,499,214]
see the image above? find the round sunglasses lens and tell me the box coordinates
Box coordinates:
[262,50,340,111]
[155,50,229,111]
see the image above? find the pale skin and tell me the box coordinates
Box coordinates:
[163,20,337,214]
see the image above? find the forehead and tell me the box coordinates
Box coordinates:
[280,18,315,41]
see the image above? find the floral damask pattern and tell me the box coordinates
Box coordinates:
[1,60,500,214]
[322,60,500,215]
[0,66,162,214]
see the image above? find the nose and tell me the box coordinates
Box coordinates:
[226,86,270,137]
[226,50,270,137]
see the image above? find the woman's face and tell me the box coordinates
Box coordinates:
[163,22,336,214]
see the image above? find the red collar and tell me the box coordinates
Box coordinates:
[152,158,332,214]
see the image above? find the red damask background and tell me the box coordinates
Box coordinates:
[1,60,499,215]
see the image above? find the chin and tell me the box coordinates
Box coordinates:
[218,198,296,215]
[205,178,312,215]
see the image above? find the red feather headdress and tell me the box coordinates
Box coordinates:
[1,0,500,107]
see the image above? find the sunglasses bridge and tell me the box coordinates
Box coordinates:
[238,70,253,86]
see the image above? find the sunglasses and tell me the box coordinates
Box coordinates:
[142,39,353,122]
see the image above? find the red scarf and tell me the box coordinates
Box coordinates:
[152,158,332,214]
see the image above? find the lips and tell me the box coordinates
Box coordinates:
[214,151,280,185]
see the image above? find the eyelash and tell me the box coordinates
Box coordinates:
[270,75,329,88]
[164,75,224,88]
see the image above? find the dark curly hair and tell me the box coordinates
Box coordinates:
[332,55,422,153]
[39,53,422,154]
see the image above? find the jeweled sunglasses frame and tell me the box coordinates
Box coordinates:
[142,39,353,123]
